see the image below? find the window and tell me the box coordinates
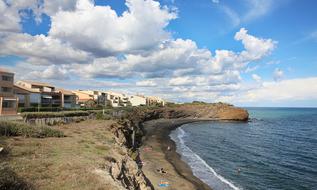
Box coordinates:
[1,87,12,93]
[2,75,13,82]
[2,100,15,108]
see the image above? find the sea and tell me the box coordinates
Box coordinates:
[170,107,317,190]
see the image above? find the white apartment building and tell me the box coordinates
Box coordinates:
[129,95,146,107]
[105,91,129,107]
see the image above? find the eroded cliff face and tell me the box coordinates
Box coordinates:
[106,104,248,190]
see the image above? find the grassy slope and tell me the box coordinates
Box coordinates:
[0,120,122,190]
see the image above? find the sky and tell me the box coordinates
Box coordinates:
[0,0,316,107]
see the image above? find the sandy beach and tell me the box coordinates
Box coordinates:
[140,119,212,190]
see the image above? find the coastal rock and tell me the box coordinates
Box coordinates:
[109,156,152,190]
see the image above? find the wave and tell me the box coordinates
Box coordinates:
[170,127,241,190]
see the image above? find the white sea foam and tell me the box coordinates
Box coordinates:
[170,127,241,190]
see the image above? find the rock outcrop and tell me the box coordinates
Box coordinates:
[109,155,151,190]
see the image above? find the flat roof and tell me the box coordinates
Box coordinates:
[19,80,55,88]
[0,68,14,74]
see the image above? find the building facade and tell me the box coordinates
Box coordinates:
[129,95,146,107]
[105,91,129,107]
[146,96,165,106]
[14,81,76,109]
[0,69,18,115]
[73,90,107,107]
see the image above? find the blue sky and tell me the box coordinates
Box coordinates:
[0,0,316,106]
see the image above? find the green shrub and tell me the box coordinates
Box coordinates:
[35,126,64,138]
[22,111,90,119]
[0,121,64,138]
[18,107,104,113]
[0,165,34,190]
[18,107,63,113]
[95,112,112,120]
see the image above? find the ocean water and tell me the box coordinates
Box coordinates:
[170,107,317,190]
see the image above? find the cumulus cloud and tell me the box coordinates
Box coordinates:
[0,0,21,32]
[49,0,177,56]
[72,28,275,84]
[0,33,90,65]
[28,65,70,80]
[43,0,77,16]
[211,28,276,73]
[234,28,276,60]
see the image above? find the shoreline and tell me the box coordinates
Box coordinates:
[140,118,213,190]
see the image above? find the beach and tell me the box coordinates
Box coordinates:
[140,119,212,190]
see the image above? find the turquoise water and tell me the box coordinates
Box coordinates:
[170,107,317,190]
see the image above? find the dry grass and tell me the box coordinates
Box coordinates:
[0,120,122,190]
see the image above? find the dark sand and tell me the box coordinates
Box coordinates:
[140,119,213,190]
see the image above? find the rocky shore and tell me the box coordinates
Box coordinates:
[106,103,249,190]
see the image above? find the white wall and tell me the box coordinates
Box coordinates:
[129,96,146,106]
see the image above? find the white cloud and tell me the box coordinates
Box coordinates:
[266,60,280,65]
[0,33,90,64]
[293,30,317,45]
[43,0,78,16]
[243,0,273,22]
[28,65,69,80]
[72,28,275,83]
[136,80,157,87]
[219,0,285,28]
[221,5,241,27]
[211,28,276,73]
[252,74,261,82]
[0,0,22,32]
[273,68,284,81]
[245,65,259,73]
[212,0,220,4]
[218,77,317,105]
[49,0,177,56]
[234,28,277,60]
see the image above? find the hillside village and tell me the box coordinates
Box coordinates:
[0,68,165,116]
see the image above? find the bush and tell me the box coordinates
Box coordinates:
[0,121,64,138]
[22,111,90,119]
[18,107,104,113]
[0,165,34,190]
[95,112,112,120]
[18,107,63,113]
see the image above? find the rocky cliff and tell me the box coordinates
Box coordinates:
[106,103,248,190]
